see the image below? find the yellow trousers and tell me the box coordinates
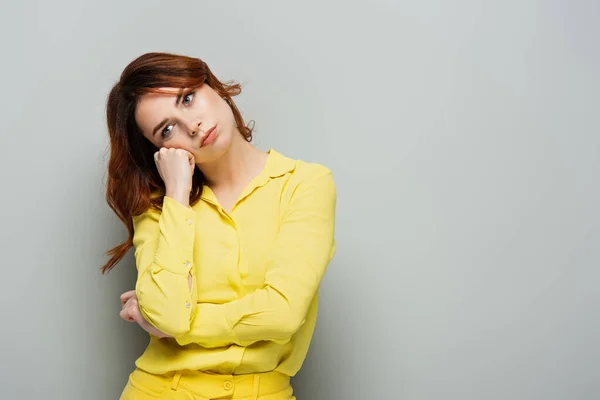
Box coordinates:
[120,368,295,399]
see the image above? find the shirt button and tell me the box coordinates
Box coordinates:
[223,381,233,391]
[186,218,193,225]
[185,261,191,267]
[185,302,190,308]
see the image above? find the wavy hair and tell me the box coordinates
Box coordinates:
[102,52,253,273]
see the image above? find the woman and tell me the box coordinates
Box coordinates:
[103,52,336,400]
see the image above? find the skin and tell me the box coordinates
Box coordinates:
[120,82,269,337]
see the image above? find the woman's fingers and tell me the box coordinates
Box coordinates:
[120,290,136,306]
[119,307,135,322]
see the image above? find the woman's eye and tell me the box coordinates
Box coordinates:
[183,92,195,105]
[161,124,174,138]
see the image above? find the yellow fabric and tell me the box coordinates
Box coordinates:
[120,368,294,399]
[132,149,336,377]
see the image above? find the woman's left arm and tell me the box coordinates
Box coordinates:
[175,167,337,347]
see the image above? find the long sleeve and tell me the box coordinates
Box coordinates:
[132,196,198,337]
[175,168,336,347]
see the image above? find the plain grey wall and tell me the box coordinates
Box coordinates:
[1,0,598,399]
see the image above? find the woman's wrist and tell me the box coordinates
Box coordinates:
[165,188,190,207]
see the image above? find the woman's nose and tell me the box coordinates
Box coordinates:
[188,121,202,136]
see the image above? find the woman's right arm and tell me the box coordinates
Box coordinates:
[132,195,198,337]
[133,147,199,337]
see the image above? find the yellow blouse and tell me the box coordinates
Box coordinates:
[131,149,336,376]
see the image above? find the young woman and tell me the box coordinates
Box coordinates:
[103,52,336,400]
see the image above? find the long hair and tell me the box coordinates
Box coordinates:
[102,52,253,273]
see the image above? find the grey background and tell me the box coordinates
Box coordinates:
[1,0,598,399]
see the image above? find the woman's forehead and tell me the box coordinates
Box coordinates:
[137,90,180,111]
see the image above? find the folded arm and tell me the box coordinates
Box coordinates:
[132,196,198,337]
[175,168,337,347]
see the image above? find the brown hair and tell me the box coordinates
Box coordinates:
[102,52,253,273]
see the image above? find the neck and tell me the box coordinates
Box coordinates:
[196,133,268,189]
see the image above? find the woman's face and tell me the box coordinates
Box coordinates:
[135,83,237,163]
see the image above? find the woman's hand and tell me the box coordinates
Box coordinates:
[154,147,195,205]
[120,290,172,339]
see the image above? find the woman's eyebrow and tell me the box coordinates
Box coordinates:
[152,118,168,137]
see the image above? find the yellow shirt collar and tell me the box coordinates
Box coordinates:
[200,149,296,205]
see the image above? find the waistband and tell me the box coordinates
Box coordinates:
[130,368,291,399]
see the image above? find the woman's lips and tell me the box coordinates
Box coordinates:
[200,125,217,147]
